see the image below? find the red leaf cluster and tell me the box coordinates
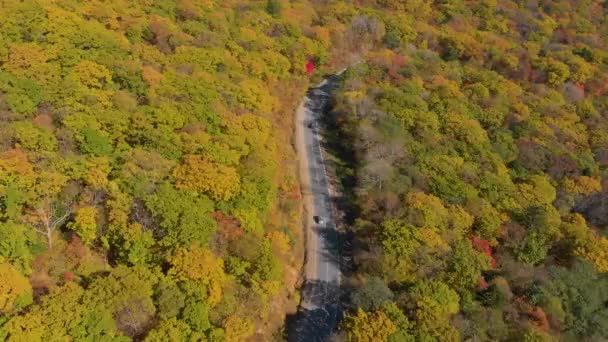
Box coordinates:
[212,211,244,243]
[472,235,497,268]
[63,271,74,281]
[515,297,550,331]
[306,60,315,74]
[388,54,407,79]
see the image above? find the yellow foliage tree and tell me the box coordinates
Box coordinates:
[0,149,37,193]
[575,234,608,273]
[236,79,278,113]
[65,60,114,109]
[560,214,607,272]
[223,316,255,342]
[0,258,32,314]
[268,231,291,255]
[4,43,61,90]
[518,175,557,207]
[568,56,593,83]
[405,192,448,229]
[83,157,112,188]
[68,206,98,245]
[341,308,397,342]
[70,60,113,90]
[173,155,241,201]
[169,246,226,305]
[563,176,602,196]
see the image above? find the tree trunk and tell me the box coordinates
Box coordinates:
[46,228,53,249]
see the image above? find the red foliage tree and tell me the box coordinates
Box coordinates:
[306,60,315,74]
[388,54,407,80]
[211,211,244,251]
[472,235,497,268]
[63,271,74,281]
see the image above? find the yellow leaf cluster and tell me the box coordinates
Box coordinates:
[70,60,113,89]
[0,259,32,314]
[418,228,450,252]
[142,66,164,87]
[0,149,36,192]
[563,176,602,196]
[5,43,56,82]
[575,236,608,273]
[268,231,291,255]
[173,155,241,201]
[84,157,112,188]
[68,206,98,245]
[406,192,448,229]
[169,246,226,305]
[223,316,255,342]
[518,175,557,206]
[342,308,397,342]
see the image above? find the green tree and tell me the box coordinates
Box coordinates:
[381,302,413,342]
[543,260,608,339]
[181,300,211,333]
[409,280,460,341]
[145,318,192,342]
[145,183,217,247]
[0,222,37,274]
[266,0,281,18]
[249,238,284,296]
[82,266,159,338]
[352,277,393,311]
[80,128,114,156]
[1,282,124,341]
[9,121,57,152]
[445,240,491,296]
[0,73,43,114]
[514,205,561,265]
[70,305,122,342]
[154,280,185,319]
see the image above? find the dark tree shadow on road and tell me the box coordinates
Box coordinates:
[285,280,342,342]
[314,225,355,277]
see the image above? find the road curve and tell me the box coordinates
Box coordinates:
[288,75,342,341]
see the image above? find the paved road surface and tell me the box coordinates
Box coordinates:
[288,75,342,341]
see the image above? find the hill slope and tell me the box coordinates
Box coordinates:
[315,1,608,341]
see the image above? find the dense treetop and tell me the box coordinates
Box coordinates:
[0,0,331,340]
[321,0,608,341]
[1,0,608,341]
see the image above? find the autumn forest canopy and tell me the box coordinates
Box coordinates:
[0,0,322,340]
[329,0,608,341]
[0,0,607,341]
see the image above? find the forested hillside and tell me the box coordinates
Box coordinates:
[0,0,337,340]
[2,0,608,341]
[320,1,608,341]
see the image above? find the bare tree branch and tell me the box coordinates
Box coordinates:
[31,200,74,248]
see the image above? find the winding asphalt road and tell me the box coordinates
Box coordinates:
[289,75,342,341]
